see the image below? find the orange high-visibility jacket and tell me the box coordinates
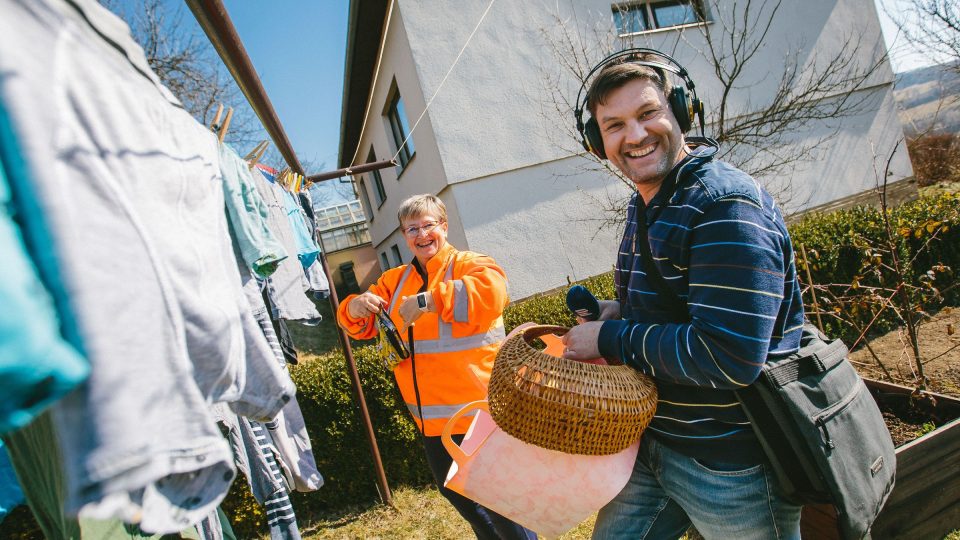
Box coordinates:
[337,243,509,436]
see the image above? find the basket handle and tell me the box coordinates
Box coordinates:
[441,400,489,466]
[519,324,570,343]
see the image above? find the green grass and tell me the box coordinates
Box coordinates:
[287,295,376,361]
[295,486,595,540]
[286,296,342,357]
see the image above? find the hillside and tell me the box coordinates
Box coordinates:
[894,62,960,135]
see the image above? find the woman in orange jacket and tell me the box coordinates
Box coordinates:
[337,194,535,540]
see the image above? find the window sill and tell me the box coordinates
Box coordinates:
[618,20,710,38]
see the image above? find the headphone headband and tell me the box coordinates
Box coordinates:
[574,47,712,159]
[575,48,696,129]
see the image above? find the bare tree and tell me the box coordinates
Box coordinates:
[686,1,884,181]
[100,0,262,151]
[885,0,960,75]
[539,0,886,219]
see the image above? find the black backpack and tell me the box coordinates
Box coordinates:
[632,208,896,539]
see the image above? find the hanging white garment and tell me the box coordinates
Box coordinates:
[0,0,293,532]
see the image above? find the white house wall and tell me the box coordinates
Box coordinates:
[355,0,912,295]
[396,0,904,189]
[354,5,467,264]
[449,156,632,300]
[755,84,914,214]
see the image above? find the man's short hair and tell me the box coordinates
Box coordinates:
[398,193,447,224]
[586,55,672,116]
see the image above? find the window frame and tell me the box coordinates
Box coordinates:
[612,0,707,36]
[357,178,374,222]
[390,244,403,267]
[367,148,387,209]
[385,88,416,174]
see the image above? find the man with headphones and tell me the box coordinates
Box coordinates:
[561,50,806,539]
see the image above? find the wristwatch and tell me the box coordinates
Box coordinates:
[416,292,430,313]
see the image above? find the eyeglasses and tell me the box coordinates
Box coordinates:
[403,220,442,238]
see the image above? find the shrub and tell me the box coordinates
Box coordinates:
[789,191,960,345]
[503,273,616,333]
[907,133,960,187]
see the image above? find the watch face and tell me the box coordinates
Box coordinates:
[417,293,427,309]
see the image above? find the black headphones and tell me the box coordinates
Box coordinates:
[574,48,706,160]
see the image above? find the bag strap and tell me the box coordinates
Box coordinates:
[633,201,689,322]
[762,333,849,387]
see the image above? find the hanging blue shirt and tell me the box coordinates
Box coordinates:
[0,440,24,521]
[0,110,89,434]
[281,188,320,269]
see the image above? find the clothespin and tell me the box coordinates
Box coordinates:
[210,103,224,131]
[245,141,269,169]
[243,140,268,161]
[276,167,291,187]
[217,107,234,143]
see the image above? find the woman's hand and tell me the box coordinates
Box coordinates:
[348,292,386,319]
[398,293,434,333]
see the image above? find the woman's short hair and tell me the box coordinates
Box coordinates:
[398,194,447,224]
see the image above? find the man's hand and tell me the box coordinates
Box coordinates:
[348,291,386,319]
[597,300,620,320]
[575,300,621,325]
[398,293,434,333]
[561,321,604,362]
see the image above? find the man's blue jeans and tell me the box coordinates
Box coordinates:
[593,436,801,540]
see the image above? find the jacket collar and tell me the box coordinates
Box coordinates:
[643,143,715,223]
[412,242,457,278]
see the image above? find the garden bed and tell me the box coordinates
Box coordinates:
[801,379,960,539]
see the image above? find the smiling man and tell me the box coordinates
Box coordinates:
[561,53,806,539]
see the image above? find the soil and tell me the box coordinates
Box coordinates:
[848,307,960,446]
[850,307,960,397]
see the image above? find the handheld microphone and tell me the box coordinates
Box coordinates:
[566,285,601,322]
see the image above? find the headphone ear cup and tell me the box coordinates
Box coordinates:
[583,117,606,159]
[668,85,692,133]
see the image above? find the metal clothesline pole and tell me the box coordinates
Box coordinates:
[306,159,396,183]
[185,0,393,506]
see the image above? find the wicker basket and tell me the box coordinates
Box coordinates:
[488,325,657,455]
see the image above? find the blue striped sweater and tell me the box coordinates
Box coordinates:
[597,153,805,464]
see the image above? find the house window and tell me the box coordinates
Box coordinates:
[390,244,403,266]
[613,1,705,35]
[380,252,391,271]
[357,179,374,222]
[367,149,387,208]
[386,90,415,171]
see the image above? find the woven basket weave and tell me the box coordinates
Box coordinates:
[488,325,657,456]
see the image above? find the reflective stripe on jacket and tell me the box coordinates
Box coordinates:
[336,243,508,436]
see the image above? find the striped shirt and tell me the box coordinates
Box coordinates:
[597,152,805,464]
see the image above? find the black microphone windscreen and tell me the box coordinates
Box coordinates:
[566,285,600,322]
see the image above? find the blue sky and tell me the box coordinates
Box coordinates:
[226,1,353,206]
[227,2,349,173]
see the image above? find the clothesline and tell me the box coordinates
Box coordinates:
[184,0,394,507]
